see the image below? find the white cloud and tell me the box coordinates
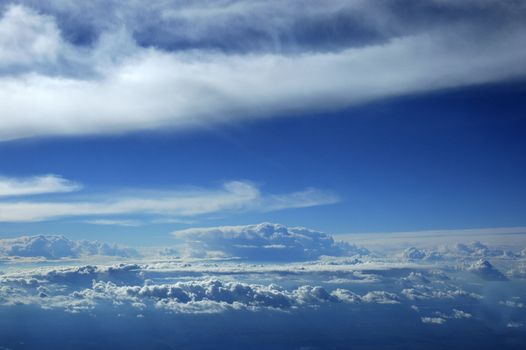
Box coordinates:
[0,2,525,141]
[172,222,369,260]
[0,174,81,197]
[421,316,446,325]
[0,266,408,314]
[0,235,138,259]
[0,263,395,313]
[0,5,63,66]
[1,247,522,319]
[467,259,507,281]
[0,181,338,222]
[84,219,143,227]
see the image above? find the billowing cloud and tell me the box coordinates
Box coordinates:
[467,259,507,281]
[172,222,369,260]
[0,235,138,260]
[0,174,81,197]
[402,241,519,262]
[0,180,338,222]
[0,231,525,347]
[0,1,525,141]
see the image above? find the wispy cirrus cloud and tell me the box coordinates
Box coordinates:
[0,178,338,222]
[0,174,81,197]
[0,1,525,141]
[84,219,144,227]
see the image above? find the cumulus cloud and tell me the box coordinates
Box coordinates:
[467,259,507,281]
[0,253,519,319]
[0,235,138,260]
[0,180,338,222]
[172,222,369,261]
[0,260,409,314]
[0,1,525,141]
[402,247,443,261]
[0,174,81,197]
[401,241,518,263]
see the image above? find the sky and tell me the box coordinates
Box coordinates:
[0,0,525,246]
[1,2,526,349]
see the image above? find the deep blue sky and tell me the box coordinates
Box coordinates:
[1,0,526,246]
[1,81,525,245]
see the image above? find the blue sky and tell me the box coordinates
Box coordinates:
[1,81,525,245]
[0,1,525,246]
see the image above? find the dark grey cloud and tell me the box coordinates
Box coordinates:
[4,0,524,54]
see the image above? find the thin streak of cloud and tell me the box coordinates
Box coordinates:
[84,219,143,227]
[0,180,339,222]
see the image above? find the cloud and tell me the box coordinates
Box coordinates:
[0,5,63,67]
[84,219,143,227]
[467,259,507,281]
[0,180,338,222]
[0,174,81,197]
[1,245,522,319]
[402,247,443,261]
[0,235,139,260]
[507,262,526,279]
[0,1,525,141]
[0,266,405,314]
[421,316,446,325]
[172,222,369,260]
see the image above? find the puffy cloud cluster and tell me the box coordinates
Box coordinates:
[68,279,388,314]
[402,241,519,262]
[400,271,482,301]
[173,222,369,261]
[451,242,516,259]
[0,257,499,316]
[402,247,443,262]
[467,259,507,281]
[0,1,525,141]
[0,265,404,314]
[0,235,139,260]
[420,309,472,325]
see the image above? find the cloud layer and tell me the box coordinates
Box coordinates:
[0,1,525,141]
[0,232,524,348]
